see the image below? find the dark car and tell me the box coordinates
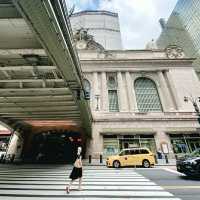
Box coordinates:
[176,148,200,176]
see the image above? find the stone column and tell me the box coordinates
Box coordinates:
[117,71,128,111]
[158,71,175,111]
[125,72,137,112]
[154,131,175,159]
[90,124,104,159]
[92,72,99,110]
[7,131,24,161]
[101,72,108,111]
[165,71,181,110]
[132,74,139,112]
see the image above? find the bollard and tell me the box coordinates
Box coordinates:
[154,155,158,164]
[89,155,92,164]
[10,154,15,163]
[0,154,4,163]
[164,154,169,164]
[1,154,5,164]
[100,154,103,164]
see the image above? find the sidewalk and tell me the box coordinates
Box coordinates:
[82,158,176,166]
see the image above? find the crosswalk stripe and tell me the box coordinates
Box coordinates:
[0,178,148,182]
[0,198,182,200]
[0,185,163,190]
[0,165,181,199]
[0,190,174,197]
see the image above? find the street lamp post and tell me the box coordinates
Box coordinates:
[95,95,100,111]
[184,96,200,123]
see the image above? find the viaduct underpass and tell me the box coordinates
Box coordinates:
[0,0,92,163]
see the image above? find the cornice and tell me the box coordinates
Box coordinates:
[80,58,194,64]
[72,10,118,17]
[93,116,198,123]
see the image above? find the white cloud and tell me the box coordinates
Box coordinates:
[98,0,178,49]
[66,0,178,49]
[65,0,98,12]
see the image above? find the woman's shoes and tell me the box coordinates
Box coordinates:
[65,186,70,194]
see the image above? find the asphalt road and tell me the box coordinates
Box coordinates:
[0,164,199,199]
[136,167,200,200]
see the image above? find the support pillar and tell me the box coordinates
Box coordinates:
[165,71,181,110]
[154,131,174,159]
[93,72,100,111]
[158,71,175,111]
[125,72,137,112]
[101,72,108,111]
[7,131,24,162]
[117,71,128,111]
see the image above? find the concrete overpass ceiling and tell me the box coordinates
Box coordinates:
[0,50,81,122]
[0,18,41,49]
[0,49,52,66]
[0,1,40,49]
[0,0,92,134]
[0,0,21,19]
[13,0,83,86]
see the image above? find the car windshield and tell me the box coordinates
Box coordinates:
[189,149,200,157]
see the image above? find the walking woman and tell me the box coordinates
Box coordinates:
[66,146,83,193]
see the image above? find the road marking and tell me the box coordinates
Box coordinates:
[163,185,200,189]
[0,198,182,200]
[0,185,164,190]
[0,166,182,199]
[0,190,174,197]
[164,168,185,176]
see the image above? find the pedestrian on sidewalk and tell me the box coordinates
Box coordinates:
[66,146,83,193]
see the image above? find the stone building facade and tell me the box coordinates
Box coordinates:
[71,11,200,159]
[79,48,200,159]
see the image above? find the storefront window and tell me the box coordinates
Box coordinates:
[170,134,200,155]
[103,134,157,156]
[171,139,189,154]
[103,137,119,156]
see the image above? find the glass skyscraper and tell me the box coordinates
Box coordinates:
[157,0,200,67]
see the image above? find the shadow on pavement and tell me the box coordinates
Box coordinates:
[180,176,200,181]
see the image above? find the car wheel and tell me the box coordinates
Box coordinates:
[142,160,150,168]
[113,160,121,168]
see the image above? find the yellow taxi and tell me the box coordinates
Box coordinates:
[106,148,155,168]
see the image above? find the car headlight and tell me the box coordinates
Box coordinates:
[184,159,197,165]
[190,160,197,165]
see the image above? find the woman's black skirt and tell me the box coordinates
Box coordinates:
[69,167,82,180]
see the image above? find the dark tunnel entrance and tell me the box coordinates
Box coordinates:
[30,130,82,163]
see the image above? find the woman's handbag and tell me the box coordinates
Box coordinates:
[74,158,82,168]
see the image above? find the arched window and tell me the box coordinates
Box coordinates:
[83,79,91,99]
[134,77,162,112]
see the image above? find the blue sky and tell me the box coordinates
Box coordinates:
[66,0,178,49]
